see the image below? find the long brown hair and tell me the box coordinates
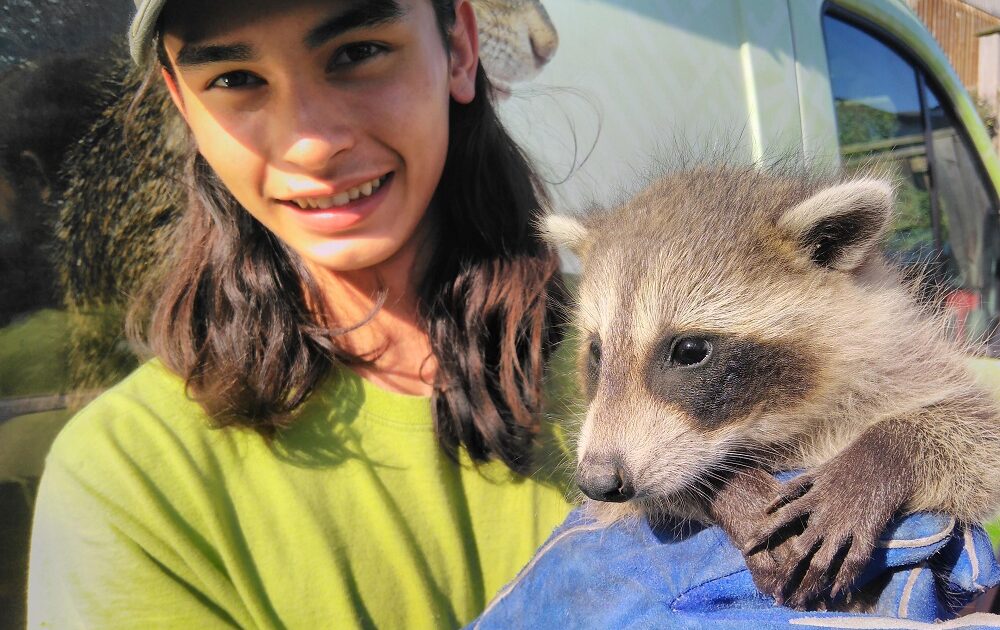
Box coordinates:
[130,0,567,474]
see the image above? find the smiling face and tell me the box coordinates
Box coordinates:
[159,0,477,273]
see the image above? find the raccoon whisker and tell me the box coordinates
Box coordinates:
[678,479,716,516]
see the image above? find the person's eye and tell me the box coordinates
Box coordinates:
[330,42,387,68]
[208,71,264,89]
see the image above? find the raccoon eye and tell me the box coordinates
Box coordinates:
[670,337,712,367]
[588,337,602,374]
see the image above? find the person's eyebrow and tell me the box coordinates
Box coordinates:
[175,42,256,68]
[304,0,406,49]
[173,1,405,68]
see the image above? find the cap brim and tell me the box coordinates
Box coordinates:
[129,0,168,65]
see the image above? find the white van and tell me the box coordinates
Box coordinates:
[499,0,1000,354]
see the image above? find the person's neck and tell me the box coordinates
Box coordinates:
[310,241,437,397]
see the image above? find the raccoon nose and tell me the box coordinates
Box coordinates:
[577,456,635,503]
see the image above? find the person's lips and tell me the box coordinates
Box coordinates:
[275,172,394,234]
[280,173,390,209]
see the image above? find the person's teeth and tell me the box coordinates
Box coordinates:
[291,175,385,209]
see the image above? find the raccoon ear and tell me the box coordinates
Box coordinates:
[538,213,591,255]
[778,178,894,271]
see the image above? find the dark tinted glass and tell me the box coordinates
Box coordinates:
[825,15,923,146]
[823,12,1000,353]
[923,86,1000,345]
[823,14,935,273]
[0,2,131,626]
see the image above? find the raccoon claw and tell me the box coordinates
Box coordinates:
[705,466,890,607]
[741,546,783,596]
[743,478,816,555]
[765,474,814,514]
[829,540,873,600]
[708,468,795,596]
[746,547,795,602]
[777,530,853,609]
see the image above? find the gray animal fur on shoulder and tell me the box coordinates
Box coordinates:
[56,62,187,390]
[544,161,1000,525]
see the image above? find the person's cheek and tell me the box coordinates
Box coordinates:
[199,114,268,204]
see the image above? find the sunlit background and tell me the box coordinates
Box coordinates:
[5,0,1000,626]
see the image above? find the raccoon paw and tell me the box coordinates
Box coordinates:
[743,466,903,609]
[708,469,791,597]
[739,547,786,597]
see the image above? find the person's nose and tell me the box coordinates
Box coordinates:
[277,84,355,172]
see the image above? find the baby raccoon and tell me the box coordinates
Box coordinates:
[542,166,1000,609]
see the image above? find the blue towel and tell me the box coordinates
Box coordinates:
[469,507,1000,629]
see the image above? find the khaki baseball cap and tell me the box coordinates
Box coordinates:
[129,0,169,65]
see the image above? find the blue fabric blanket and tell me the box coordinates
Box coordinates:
[469,508,1000,629]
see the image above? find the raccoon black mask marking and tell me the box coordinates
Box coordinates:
[642,332,813,429]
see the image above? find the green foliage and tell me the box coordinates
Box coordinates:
[66,302,140,392]
[0,309,69,397]
[836,100,900,146]
[887,178,934,255]
[969,90,998,139]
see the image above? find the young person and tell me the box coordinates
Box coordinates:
[27,0,577,627]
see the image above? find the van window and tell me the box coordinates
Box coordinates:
[824,16,924,144]
[823,12,1000,351]
[923,87,1000,343]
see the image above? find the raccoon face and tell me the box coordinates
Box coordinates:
[542,171,895,508]
[576,319,815,504]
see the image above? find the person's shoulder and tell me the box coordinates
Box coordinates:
[45,360,218,471]
[101,357,190,401]
[63,359,201,431]
[968,356,1000,399]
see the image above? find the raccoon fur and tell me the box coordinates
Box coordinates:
[542,165,1000,610]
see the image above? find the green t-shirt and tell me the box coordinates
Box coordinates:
[27,357,578,629]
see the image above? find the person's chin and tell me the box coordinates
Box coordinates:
[301,241,395,273]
